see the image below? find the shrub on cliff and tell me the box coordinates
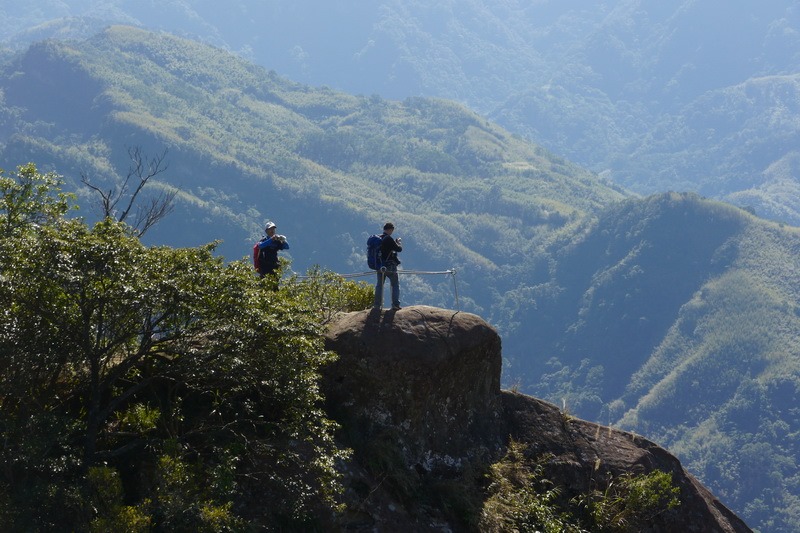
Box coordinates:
[480,440,680,533]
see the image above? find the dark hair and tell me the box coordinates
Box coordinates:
[383,222,395,230]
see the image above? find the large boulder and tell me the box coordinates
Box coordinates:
[322,305,503,472]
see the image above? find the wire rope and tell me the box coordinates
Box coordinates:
[294,268,460,309]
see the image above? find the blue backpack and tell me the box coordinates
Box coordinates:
[366,234,385,270]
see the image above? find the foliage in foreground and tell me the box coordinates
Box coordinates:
[479,440,680,533]
[0,164,367,530]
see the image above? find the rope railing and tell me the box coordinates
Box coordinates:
[295,268,460,310]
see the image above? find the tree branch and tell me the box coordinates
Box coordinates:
[81,146,175,236]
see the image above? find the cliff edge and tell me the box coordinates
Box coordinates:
[322,305,751,532]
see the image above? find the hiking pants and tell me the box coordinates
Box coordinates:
[374,264,400,308]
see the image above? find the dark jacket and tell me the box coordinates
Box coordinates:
[257,236,289,275]
[380,233,402,266]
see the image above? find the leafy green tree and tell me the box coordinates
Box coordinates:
[0,164,354,529]
[0,163,76,230]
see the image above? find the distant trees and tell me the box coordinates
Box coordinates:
[0,164,366,529]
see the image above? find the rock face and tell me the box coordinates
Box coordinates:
[323,305,503,472]
[322,305,751,532]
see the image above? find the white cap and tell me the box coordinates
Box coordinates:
[265,221,276,231]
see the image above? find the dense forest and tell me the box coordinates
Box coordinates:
[0,20,798,532]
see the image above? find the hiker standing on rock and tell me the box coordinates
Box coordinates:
[373,222,402,310]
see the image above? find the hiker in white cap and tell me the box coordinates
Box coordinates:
[255,221,289,278]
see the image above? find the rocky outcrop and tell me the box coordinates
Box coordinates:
[322,305,751,532]
[503,392,751,533]
[322,305,503,473]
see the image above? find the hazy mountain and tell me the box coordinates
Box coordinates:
[3,1,800,226]
[1,26,799,531]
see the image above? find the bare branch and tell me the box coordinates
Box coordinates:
[80,173,116,219]
[117,146,169,227]
[82,146,175,236]
[136,188,177,236]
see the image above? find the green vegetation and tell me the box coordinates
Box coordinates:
[0,164,369,530]
[333,431,682,532]
[576,469,681,532]
[519,193,800,532]
[479,440,680,533]
[480,444,579,533]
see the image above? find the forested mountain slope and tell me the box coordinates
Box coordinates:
[0,25,623,276]
[0,27,799,531]
[509,192,800,532]
[3,1,800,226]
